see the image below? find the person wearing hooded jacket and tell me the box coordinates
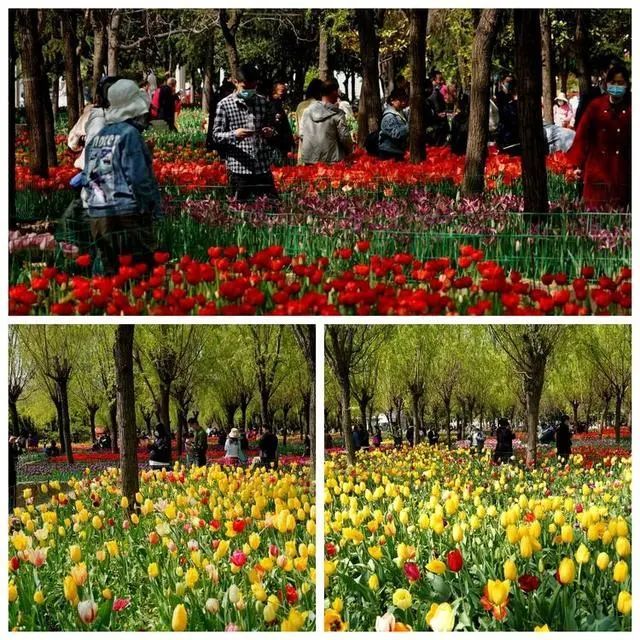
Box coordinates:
[81,79,162,274]
[299,79,353,164]
[378,89,409,160]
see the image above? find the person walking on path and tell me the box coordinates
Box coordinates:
[187,417,208,467]
[555,415,572,460]
[212,63,278,202]
[224,427,247,464]
[258,425,279,468]
[566,63,631,211]
[148,423,172,471]
[493,417,514,464]
[81,79,162,273]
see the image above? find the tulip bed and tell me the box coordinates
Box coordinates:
[8,463,316,631]
[8,243,631,316]
[323,443,631,631]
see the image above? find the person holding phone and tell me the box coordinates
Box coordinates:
[211,63,278,202]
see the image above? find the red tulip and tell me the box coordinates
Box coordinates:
[403,561,421,582]
[517,574,540,593]
[447,549,463,572]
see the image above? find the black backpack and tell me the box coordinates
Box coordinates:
[364,129,380,156]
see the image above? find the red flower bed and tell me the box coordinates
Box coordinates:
[14,145,574,193]
[9,243,631,316]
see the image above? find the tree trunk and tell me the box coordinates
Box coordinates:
[17,9,49,177]
[318,13,331,81]
[88,405,98,443]
[58,378,74,464]
[107,10,121,76]
[614,391,622,444]
[571,400,580,429]
[574,10,590,96]
[91,9,107,98]
[219,9,241,79]
[9,400,20,437]
[115,325,139,508]
[51,76,59,120]
[408,9,427,163]
[600,392,612,438]
[159,381,171,437]
[445,401,452,448]
[176,409,185,458]
[356,9,382,147]
[524,373,544,466]
[462,9,501,196]
[202,38,216,113]
[61,10,81,128]
[358,398,369,432]
[540,9,554,124]
[339,377,355,465]
[55,398,65,454]
[109,399,119,453]
[260,390,271,428]
[514,9,549,213]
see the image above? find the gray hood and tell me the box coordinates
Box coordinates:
[307,100,341,123]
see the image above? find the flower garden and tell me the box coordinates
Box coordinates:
[8,462,316,631]
[323,438,631,631]
[10,111,631,316]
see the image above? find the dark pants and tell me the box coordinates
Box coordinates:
[378,150,404,161]
[89,213,155,275]
[228,172,278,203]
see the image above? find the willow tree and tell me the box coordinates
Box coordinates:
[9,327,32,436]
[292,325,316,475]
[114,325,139,508]
[490,325,564,466]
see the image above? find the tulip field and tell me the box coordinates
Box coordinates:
[8,463,316,631]
[10,110,631,316]
[323,443,631,631]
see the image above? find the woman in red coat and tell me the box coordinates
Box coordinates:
[566,64,631,211]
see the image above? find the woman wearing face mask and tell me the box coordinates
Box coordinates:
[566,63,631,211]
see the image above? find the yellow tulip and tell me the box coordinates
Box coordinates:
[575,543,590,565]
[69,544,82,563]
[615,536,631,558]
[596,552,610,571]
[503,559,518,581]
[426,602,455,632]
[34,590,45,605]
[617,591,632,615]
[426,558,446,575]
[91,515,103,530]
[171,604,188,631]
[486,579,510,606]
[534,624,550,632]
[368,574,380,590]
[105,540,119,558]
[332,597,343,613]
[148,562,159,579]
[185,567,199,589]
[102,588,113,600]
[452,523,464,542]
[63,575,78,602]
[281,607,306,632]
[520,535,533,559]
[557,558,575,585]
[368,546,383,560]
[71,562,88,586]
[392,588,412,611]
[613,560,629,583]
[8,582,18,603]
[263,602,277,623]
[560,524,574,544]
[249,532,260,550]
[120,496,129,509]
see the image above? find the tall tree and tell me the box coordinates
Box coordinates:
[490,325,564,466]
[114,325,139,509]
[318,11,331,81]
[9,327,32,436]
[292,325,316,476]
[219,8,242,78]
[407,9,427,162]
[107,9,121,75]
[90,9,108,96]
[60,9,82,127]
[462,9,501,196]
[250,326,285,428]
[514,9,549,213]
[583,326,631,443]
[356,9,383,147]
[16,9,49,177]
[574,10,591,96]
[540,9,555,124]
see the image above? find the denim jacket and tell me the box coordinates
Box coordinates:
[82,120,162,219]
[378,105,409,157]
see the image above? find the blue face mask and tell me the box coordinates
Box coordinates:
[239,89,256,100]
[607,84,627,98]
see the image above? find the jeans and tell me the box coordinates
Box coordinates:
[228,172,278,203]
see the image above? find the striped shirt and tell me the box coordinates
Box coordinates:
[212,92,275,175]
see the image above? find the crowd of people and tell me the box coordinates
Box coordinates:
[62,55,631,273]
